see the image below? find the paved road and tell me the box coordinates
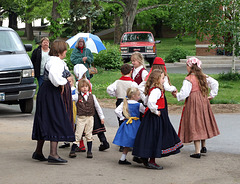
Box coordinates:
[0,103,240,184]
[146,63,240,74]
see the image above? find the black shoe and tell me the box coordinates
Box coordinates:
[59,143,70,148]
[99,142,110,151]
[140,157,149,166]
[190,153,201,159]
[119,146,124,152]
[48,155,68,163]
[147,163,163,170]
[200,147,207,153]
[32,152,47,161]
[87,152,93,158]
[69,151,76,158]
[118,159,131,165]
[132,156,142,164]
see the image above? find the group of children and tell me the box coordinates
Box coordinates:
[48,50,219,169]
[108,52,219,170]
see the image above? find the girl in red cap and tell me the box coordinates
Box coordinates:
[138,57,177,106]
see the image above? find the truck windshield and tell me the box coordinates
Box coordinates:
[0,31,25,52]
[122,33,153,43]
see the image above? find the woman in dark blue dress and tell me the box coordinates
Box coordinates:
[32,40,75,164]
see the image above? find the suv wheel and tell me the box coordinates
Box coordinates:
[146,58,154,67]
[19,98,33,113]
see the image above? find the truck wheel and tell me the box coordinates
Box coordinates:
[147,58,154,67]
[19,98,33,113]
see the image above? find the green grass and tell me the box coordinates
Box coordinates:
[91,71,240,104]
[155,36,196,60]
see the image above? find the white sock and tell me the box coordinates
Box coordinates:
[120,154,127,161]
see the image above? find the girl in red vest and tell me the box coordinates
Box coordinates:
[131,52,148,85]
[132,69,183,170]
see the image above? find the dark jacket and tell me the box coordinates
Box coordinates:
[31,46,42,77]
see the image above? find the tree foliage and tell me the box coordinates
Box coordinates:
[169,0,240,56]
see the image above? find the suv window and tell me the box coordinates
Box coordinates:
[0,30,25,53]
[122,33,153,43]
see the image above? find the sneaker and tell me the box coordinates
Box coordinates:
[118,159,131,165]
[75,146,86,152]
[147,162,163,170]
[87,152,93,158]
[200,147,207,153]
[99,142,110,151]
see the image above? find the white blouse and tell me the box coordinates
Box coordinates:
[138,76,176,103]
[45,56,68,87]
[176,75,219,101]
[145,88,162,116]
[114,100,145,121]
[132,65,148,81]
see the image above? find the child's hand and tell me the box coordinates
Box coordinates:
[157,111,161,117]
[172,91,177,98]
[208,96,213,101]
[101,119,105,125]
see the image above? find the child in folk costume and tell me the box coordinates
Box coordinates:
[133,69,183,170]
[131,52,148,85]
[69,79,105,158]
[113,87,145,165]
[107,63,138,126]
[74,64,110,152]
[138,57,177,105]
[107,64,138,152]
[172,57,220,159]
[59,74,78,149]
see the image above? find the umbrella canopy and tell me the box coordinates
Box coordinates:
[66,33,106,54]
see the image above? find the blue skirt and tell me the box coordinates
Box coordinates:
[132,108,183,158]
[32,80,75,142]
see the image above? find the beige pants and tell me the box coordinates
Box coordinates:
[74,116,94,144]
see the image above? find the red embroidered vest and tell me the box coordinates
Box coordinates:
[132,68,145,85]
[149,87,165,109]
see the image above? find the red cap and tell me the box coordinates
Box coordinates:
[153,57,165,65]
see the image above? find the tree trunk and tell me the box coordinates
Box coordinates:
[122,0,139,32]
[114,14,121,44]
[26,22,34,40]
[9,11,18,30]
[49,0,62,40]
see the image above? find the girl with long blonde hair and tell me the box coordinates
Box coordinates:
[113,87,145,165]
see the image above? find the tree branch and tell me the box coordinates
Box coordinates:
[136,4,171,14]
[101,0,126,12]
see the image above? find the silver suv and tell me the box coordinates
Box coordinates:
[0,27,36,113]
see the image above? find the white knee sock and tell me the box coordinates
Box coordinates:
[120,154,127,161]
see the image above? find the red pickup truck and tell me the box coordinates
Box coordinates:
[120,31,160,66]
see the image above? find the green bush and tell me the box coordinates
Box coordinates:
[165,46,190,63]
[65,48,74,71]
[218,72,240,81]
[94,42,123,69]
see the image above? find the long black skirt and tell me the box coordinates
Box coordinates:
[132,108,183,158]
[32,80,75,142]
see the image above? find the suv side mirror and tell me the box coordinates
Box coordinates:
[155,40,161,44]
[24,44,32,52]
